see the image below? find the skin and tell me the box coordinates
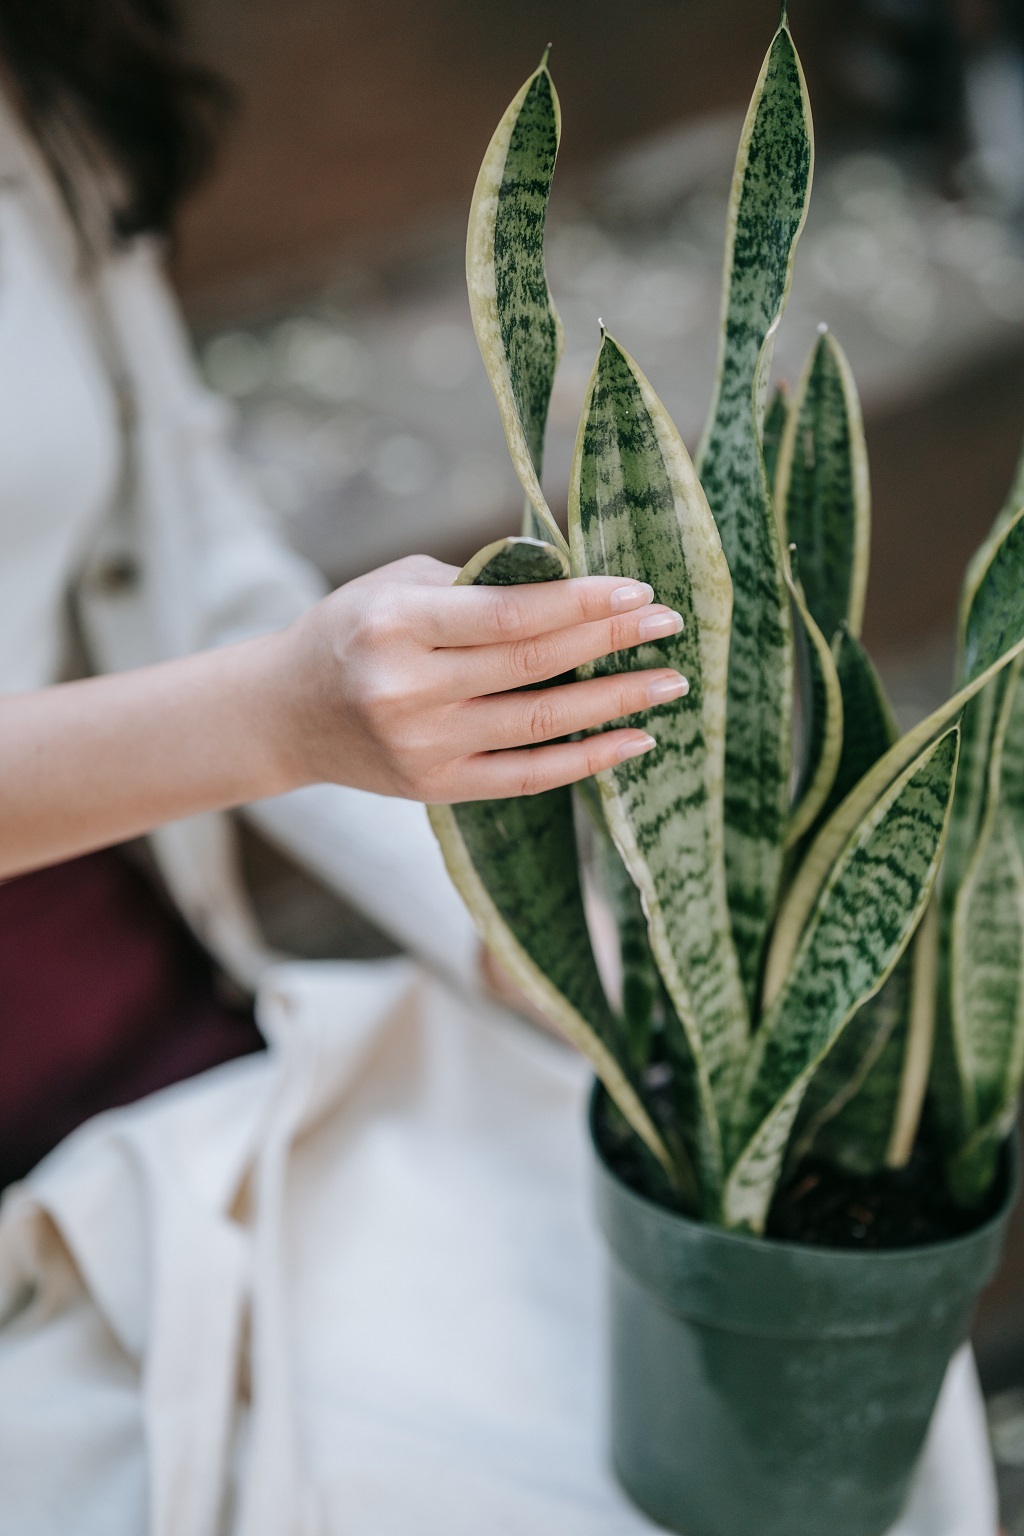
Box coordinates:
[0,554,688,881]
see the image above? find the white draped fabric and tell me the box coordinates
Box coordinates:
[0,964,998,1536]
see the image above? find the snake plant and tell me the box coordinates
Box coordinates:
[430,11,1024,1233]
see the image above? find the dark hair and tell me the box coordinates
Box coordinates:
[0,0,232,238]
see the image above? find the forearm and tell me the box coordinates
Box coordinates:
[0,634,299,878]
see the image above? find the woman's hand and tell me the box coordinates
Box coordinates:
[0,553,687,878]
[280,553,688,802]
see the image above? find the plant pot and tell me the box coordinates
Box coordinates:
[590,1090,1017,1536]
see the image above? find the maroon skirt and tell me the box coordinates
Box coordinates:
[0,847,265,1189]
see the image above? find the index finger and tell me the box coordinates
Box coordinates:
[409,575,656,649]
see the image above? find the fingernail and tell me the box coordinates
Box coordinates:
[647,672,690,704]
[637,609,684,641]
[617,733,658,762]
[610,581,654,613]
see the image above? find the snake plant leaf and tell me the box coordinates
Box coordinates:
[942,435,1024,965]
[428,536,674,1176]
[466,50,567,551]
[724,727,960,1232]
[695,17,813,1003]
[595,823,661,1074]
[787,953,913,1176]
[570,331,746,1202]
[578,780,709,1199]
[787,628,915,1175]
[458,534,568,585]
[942,662,1024,1204]
[886,899,941,1167]
[798,897,939,1176]
[764,503,1024,1008]
[762,383,790,491]
[786,554,844,849]
[824,627,899,822]
[775,327,871,642]
[957,430,1024,657]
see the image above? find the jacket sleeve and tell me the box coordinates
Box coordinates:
[95,241,483,994]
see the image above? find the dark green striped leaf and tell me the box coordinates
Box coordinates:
[466,52,567,550]
[724,727,960,1232]
[764,504,1024,1006]
[792,899,939,1175]
[761,383,790,493]
[936,432,1024,1169]
[571,332,746,1203]
[775,328,871,642]
[787,628,932,1177]
[786,555,843,849]
[788,953,913,1176]
[695,18,813,1003]
[942,661,1024,1204]
[428,536,674,1174]
[823,628,898,822]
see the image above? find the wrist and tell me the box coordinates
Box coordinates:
[229,628,314,800]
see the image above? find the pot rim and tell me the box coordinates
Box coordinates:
[589,1082,1018,1268]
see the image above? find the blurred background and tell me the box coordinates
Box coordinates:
[169,0,1024,1520]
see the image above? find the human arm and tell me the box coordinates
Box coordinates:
[3,554,685,880]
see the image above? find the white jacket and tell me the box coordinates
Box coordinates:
[1,103,479,996]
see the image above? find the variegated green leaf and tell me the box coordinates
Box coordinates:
[786,627,922,1176]
[885,899,940,1167]
[695,17,813,1003]
[466,51,567,551]
[428,537,674,1177]
[775,327,871,642]
[724,727,960,1232]
[957,431,1024,657]
[942,661,1024,1204]
[796,897,938,1176]
[570,331,746,1204]
[939,440,1024,1108]
[786,554,844,849]
[787,953,912,1177]
[762,383,790,491]
[824,627,898,821]
[764,503,1024,1008]
[939,433,1024,950]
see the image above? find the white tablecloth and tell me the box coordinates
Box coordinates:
[0,960,999,1535]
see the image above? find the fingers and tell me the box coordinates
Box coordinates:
[453,669,689,754]
[407,574,657,648]
[439,729,660,802]
[437,603,685,701]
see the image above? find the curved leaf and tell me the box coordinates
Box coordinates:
[695,18,813,1003]
[570,332,746,1203]
[787,630,919,1176]
[775,327,871,641]
[787,953,912,1176]
[957,430,1024,658]
[724,727,960,1232]
[466,52,567,550]
[942,661,1024,1204]
[764,504,1024,1008]
[785,554,844,849]
[762,383,790,491]
[428,537,675,1177]
[824,628,898,822]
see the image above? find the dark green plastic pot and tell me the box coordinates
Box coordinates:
[591,1096,1016,1536]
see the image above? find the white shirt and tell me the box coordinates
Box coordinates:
[0,107,120,691]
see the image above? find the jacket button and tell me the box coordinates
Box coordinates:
[95,556,141,594]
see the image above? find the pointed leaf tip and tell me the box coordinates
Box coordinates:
[540,43,552,69]
[817,320,829,335]
[780,0,789,25]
